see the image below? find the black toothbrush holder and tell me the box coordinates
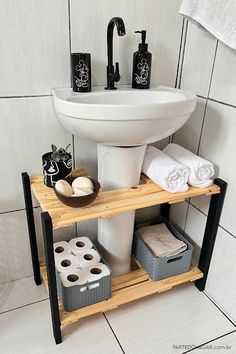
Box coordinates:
[71,53,91,92]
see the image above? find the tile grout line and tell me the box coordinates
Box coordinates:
[0,297,49,316]
[68,0,77,237]
[182,330,236,353]
[0,94,52,99]
[68,0,72,87]
[172,18,190,223]
[208,97,236,109]
[0,205,40,216]
[68,0,75,172]
[174,18,186,89]
[197,94,207,100]
[188,201,236,241]
[218,224,236,241]
[196,40,219,155]
[177,19,188,90]
[203,291,236,327]
[183,199,191,234]
[196,94,236,110]
[171,18,188,143]
[0,274,36,286]
[103,313,126,354]
[0,207,26,215]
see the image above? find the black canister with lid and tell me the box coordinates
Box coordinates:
[71,53,91,92]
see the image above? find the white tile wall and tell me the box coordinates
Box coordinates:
[199,101,236,235]
[184,205,206,265]
[178,16,236,322]
[33,207,76,261]
[170,201,189,231]
[74,136,97,178]
[0,0,70,96]
[0,97,72,213]
[210,42,236,106]
[0,210,33,283]
[70,0,183,87]
[173,97,207,153]
[180,22,217,97]
[0,208,76,283]
[205,228,236,323]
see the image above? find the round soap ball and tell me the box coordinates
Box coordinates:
[72,177,94,191]
[73,186,94,197]
[55,180,73,196]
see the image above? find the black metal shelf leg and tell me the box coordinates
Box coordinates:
[21,172,41,285]
[195,178,227,291]
[160,203,170,221]
[41,212,62,344]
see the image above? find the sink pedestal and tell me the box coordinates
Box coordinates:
[97,144,146,276]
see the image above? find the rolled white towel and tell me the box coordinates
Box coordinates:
[142,146,190,193]
[163,143,214,188]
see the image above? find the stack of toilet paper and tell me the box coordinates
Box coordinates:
[53,236,110,291]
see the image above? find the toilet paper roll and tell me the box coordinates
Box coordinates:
[87,262,110,289]
[55,254,78,273]
[53,241,71,258]
[76,249,101,269]
[59,269,87,292]
[69,236,93,255]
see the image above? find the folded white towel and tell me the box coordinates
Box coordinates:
[142,146,189,193]
[136,223,187,258]
[179,0,236,49]
[163,144,214,188]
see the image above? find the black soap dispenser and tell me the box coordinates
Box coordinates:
[132,30,152,89]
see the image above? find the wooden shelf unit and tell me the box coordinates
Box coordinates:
[40,261,203,326]
[21,170,227,344]
[30,170,220,229]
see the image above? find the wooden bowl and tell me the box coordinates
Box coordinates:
[54,176,100,208]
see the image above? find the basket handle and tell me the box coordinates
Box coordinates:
[167,255,183,263]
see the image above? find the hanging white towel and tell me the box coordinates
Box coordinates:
[163,144,214,188]
[179,0,236,49]
[142,146,190,193]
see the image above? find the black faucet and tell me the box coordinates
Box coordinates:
[105,17,126,90]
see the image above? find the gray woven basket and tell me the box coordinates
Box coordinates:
[133,217,193,280]
[56,247,111,312]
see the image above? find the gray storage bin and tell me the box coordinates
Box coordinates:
[133,217,193,280]
[56,246,111,312]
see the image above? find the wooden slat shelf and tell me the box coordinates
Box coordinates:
[22,168,226,344]
[31,170,220,229]
[40,261,203,326]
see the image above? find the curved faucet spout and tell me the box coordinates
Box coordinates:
[105,17,126,90]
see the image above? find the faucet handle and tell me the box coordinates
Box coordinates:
[114,62,121,82]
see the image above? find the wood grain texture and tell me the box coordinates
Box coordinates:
[31,171,220,229]
[40,261,203,326]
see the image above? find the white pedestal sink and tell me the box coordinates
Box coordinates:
[52,85,196,275]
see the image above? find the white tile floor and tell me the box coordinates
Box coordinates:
[0,277,235,354]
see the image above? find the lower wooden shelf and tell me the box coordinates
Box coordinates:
[40,261,203,327]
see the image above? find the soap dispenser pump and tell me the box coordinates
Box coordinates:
[132,30,152,89]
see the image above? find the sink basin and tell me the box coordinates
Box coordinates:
[52,84,197,276]
[52,85,196,146]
